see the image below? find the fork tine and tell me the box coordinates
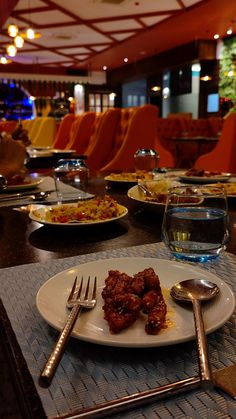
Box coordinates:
[76,276,83,300]
[68,276,77,301]
[92,277,97,299]
[84,276,90,299]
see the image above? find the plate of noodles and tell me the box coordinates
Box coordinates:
[29,195,128,226]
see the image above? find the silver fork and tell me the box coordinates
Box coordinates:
[39,275,97,386]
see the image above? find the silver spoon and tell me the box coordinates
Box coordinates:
[0,190,52,202]
[170,279,220,389]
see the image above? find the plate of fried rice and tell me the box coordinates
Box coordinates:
[29,195,128,226]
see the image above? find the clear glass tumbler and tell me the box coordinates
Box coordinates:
[162,185,229,262]
[54,158,89,201]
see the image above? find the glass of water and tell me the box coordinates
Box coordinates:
[162,185,229,262]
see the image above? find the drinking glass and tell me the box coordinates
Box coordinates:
[162,185,229,262]
[134,148,160,172]
[54,158,89,201]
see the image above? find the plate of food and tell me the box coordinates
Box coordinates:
[29,195,128,226]
[4,174,43,191]
[179,168,231,184]
[104,171,154,184]
[210,182,236,198]
[127,178,180,212]
[36,257,235,348]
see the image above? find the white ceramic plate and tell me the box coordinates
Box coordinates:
[36,257,235,348]
[127,184,166,212]
[5,176,43,191]
[104,172,154,184]
[29,203,128,227]
[179,173,231,184]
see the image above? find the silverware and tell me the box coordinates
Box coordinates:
[39,275,97,387]
[170,279,219,389]
[138,183,155,198]
[0,190,54,202]
[64,364,236,418]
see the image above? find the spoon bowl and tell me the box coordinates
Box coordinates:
[170,279,220,389]
[170,279,220,303]
[30,191,51,201]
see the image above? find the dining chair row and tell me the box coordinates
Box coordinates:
[52,105,175,172]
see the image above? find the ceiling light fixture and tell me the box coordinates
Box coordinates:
[227,28,233,35]
[8,24,18,38]
[21,0,41,40]
[14,35,24,48]
[200,75,212,81]
[0,56,11,64]
[151,86,161,92]
[6,44,17,57]
[124,57,128,63]
[214,33,220,39]
[103,65,107,70]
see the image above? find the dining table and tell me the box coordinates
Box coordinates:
[0,172,236,419]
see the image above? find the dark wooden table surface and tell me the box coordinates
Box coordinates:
[1,175,236,418]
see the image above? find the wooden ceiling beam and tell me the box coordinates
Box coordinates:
[0,0,19,28]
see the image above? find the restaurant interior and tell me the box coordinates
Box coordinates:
[1,1,236,419]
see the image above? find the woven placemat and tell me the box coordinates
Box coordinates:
[0,243,236,419]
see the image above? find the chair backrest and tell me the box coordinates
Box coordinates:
[32,117,57,147]
[155,136,175,168]
[207,117,224,137]
[195,113,236,172]
[187,118,211,137]
[85,108,121,171]
[52,113,75,149]
[22,119,34,133]
[0,120,18,134]
[66,111,96,153]
[100,105,159,173]
[29,117,44,143]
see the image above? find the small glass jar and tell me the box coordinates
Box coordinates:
[134,148,160,172]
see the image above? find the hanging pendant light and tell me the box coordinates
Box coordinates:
[26,27,35,39]
[0,56,11,64]
[8,24,18,38]
[14,35,24,48]
[6,44,17,57]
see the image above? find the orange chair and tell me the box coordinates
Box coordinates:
[52,113,75,149]
[194,113,236,173]
[155,136,175,168]
[66,111,96,154]
[100,105,160,173]
[32,117,57,147]
[0,120,18,134]
[85,108,121,171]
[207,117,224,137]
